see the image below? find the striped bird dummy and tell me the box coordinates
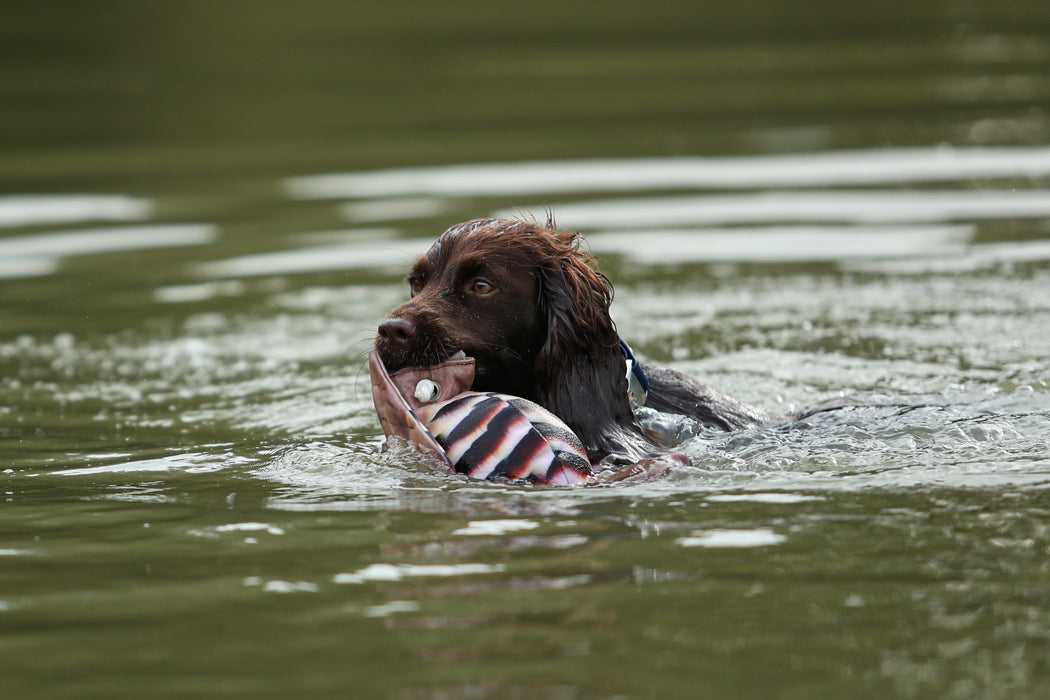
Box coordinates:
[368,350,594,485]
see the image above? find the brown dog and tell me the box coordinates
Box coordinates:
[376,218,777,463]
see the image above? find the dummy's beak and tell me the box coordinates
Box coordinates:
[367,349,475,469]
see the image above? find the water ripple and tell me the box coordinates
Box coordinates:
[283,146,1050,199]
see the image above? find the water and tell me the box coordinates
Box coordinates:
[3,1,1050,698]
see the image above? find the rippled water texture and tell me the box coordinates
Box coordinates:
[3,2,1050,698]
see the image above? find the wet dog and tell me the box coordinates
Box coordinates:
[375,218,777,463]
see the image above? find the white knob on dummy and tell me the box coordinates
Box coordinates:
[414,379,442,403]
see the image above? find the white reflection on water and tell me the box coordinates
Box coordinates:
[529,190,1050,229]
[0,223,216,257]
[154,280,246,304]
[706,493,824,504]
[260,580,320,594]
[585,225,972,264]
[676,528,787,548]
[52,451,252,477]
[0,224,217,279]
[362,601,421,617]
[453,520,541,536]
[195,238,431,279]
[333,562,505,583]
[0,257,56,280]
[0,194,150,228]
[842,239,1050,274]
[340,197,449,222]
[213,522,286,535]
[282,146,1050,199]
[278,146,1050,270]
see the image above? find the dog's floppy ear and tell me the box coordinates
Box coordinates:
[533,235,653,462]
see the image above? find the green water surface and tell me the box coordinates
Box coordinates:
[3,2,1050,698]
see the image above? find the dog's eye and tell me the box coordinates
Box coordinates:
[408,278,423,296]
[470,279,495,295]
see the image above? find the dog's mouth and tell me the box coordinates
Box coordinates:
[374,332,462,376]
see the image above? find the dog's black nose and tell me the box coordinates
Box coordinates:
[378,317,416,342]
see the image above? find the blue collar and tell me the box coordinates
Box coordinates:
[619,338,650,393]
